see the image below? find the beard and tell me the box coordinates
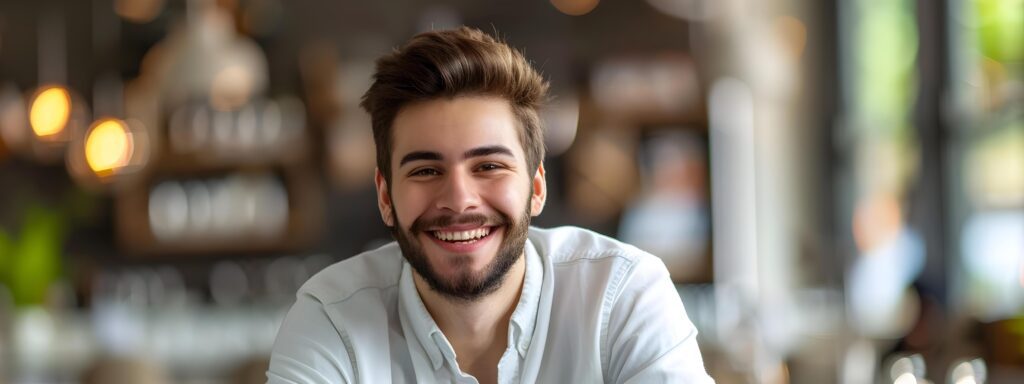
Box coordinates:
[390,200,532,302]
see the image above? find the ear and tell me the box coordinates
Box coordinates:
[375,168,395,227]
[530,163,547,217]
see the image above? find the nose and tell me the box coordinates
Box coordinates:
[435,169,480,213]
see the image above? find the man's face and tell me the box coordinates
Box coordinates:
[375,96,546,301]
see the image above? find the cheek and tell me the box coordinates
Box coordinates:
[392,187,430,227]
[487,178,531,216]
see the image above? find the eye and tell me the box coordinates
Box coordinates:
[410,168,441,177]
[476,162,505,172]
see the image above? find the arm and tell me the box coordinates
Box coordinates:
[267,293,354,384]
[604,256,715,383]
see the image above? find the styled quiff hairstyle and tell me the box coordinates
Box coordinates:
[360,26,550,183]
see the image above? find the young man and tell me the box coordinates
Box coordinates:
[267,27,714,383]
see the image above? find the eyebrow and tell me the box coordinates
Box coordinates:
[464,145,514,159]
[398,145,515,167]
[399,151,442,166]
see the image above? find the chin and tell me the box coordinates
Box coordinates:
[427,246,498,275]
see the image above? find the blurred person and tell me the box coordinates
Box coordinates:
[267,27,713,384]
[619,131,710,283]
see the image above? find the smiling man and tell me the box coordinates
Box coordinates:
[267,27,714,383]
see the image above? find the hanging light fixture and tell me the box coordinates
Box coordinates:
[24,85,86,163]
[28,86,72,139]
[66,116,151,190]
[84,118,133,176]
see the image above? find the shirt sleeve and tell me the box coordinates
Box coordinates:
[267,293,354,384]
[604,255,715,383]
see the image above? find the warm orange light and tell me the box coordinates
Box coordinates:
[775,15,808,58]
[85,118,132,175]
[29,86,71,138]
[853,194,903,253]
[551,0,600,16]
[115,0,166,24]
[210,65,254,111]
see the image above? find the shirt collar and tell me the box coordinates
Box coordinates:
[398,261,448,370]
[509,239,543,358]
[397,237,545,370]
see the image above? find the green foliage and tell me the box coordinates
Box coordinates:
[7,205,65,306]
[854,0,919,134]
[975,0,1024,62]
[0,229,10,287]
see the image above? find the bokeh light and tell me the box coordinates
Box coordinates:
[29,86,71,139]
[84,118,133,176]
[114,0,166,24]
[551,0,599,16]
[853,194,903,253]
[66,116,151,190]
[893,372,917,384]
[949,358,987,384]
[210,65,255,111]
[974,0,1024,62]
[775,15,807,58]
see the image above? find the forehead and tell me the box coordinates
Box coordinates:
[390,96,524,162]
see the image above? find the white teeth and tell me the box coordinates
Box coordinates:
[434,227,490,242]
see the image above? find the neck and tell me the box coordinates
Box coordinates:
[415,255,525,383]
[414,254,527,383]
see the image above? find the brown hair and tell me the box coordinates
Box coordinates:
[360,26,550,183]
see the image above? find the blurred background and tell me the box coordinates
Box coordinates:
[0,0,1020,383]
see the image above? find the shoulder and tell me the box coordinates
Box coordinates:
[528,225,665,273]
[268,243,403,383]
[530,225,672,307]
[298,241,404,305]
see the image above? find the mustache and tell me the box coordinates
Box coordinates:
[410,212,508,233]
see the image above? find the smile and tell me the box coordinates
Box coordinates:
[432,227,492,243]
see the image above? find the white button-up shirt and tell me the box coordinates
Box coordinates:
[267,226,714,383]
